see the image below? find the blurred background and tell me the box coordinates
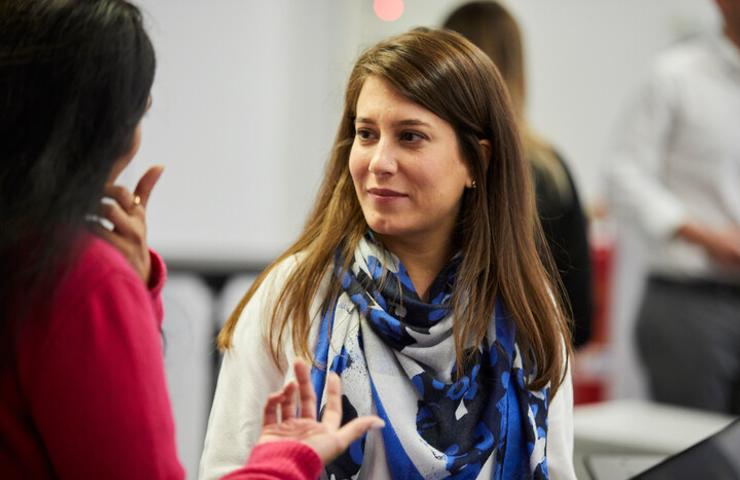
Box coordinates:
[116,1,734,477]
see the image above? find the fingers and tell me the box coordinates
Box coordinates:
[280,382,298,421]
[134,165,164,207]
[262,391,284,427]
[294,359,317,420]
[103,165,163,212]
[334,416,385,451]
[320,372,343,429]
[98,201,138,239]
[104,184,136,213]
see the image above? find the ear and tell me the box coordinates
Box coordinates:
[466,139,491,187]
[478,139,491,168]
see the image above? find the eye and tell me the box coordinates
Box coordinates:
[399,131,425,143]
[356,128,376,141]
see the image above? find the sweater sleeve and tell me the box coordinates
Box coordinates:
[546,362,576,480]
[147,247,167,327]
[220,441,322,480]
[24,266,184,479]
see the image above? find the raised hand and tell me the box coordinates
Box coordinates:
[96,165,164,284]
[256,359,384,465]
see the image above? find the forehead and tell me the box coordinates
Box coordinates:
[355,76,438,122]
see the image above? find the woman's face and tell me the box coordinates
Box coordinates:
[349,76,473,246]
[107,97,151,184]
[107,123,142,184]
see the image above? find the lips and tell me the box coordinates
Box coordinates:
[367,187,407,198]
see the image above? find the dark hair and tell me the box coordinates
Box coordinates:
[0,0,155,355]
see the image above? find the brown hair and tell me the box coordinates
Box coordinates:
[219,27,571,393]
[443,1,571,198]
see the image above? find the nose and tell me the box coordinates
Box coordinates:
[367,138,397,176]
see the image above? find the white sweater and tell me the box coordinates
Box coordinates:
[198,256,577,480]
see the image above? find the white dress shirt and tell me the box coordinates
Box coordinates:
[607,33,740,282]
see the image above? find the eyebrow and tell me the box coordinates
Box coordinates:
[355,117,432,128]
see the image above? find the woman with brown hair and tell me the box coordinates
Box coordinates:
[201,28,576,479]
[444,1,594,349]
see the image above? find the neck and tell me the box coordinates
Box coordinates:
[377,231,453,302]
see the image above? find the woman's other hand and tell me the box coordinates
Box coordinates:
[256,359,384,465]
[96,165,164,285]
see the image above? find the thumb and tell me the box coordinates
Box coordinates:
[334,416,385,451]
[134,165,165,207]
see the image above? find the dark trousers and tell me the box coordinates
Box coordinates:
[636,276,740,414]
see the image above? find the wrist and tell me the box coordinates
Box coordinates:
[675,222,708,247]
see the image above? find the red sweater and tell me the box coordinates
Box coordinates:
[0,235,321,480]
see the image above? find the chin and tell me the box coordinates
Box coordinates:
[366,218,405,237]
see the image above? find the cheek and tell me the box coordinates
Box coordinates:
[125,124,143,161]
[427,162,468,207]
[348,146,366,184]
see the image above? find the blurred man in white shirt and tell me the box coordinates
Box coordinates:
[607,0,740,414]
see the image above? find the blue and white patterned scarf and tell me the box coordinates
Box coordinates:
[311,233,550,479]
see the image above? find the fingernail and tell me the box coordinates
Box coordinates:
[372,419,385,429]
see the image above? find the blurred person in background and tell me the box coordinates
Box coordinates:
[443,1,594,350]
[606,0,740,414]
[202,27,576,480]
[0,1,377,478]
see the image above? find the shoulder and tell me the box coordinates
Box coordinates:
[239,254,304,316]
[55,234,145,308]
[530,145,577,211]
[260,253,305,294]
[231,252,329,339]
[21,234,160,382]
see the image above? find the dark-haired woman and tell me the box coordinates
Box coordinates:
[202,28,576,479]
[0,1,377,478]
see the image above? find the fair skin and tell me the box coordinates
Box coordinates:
[349,75,488,300]
[676,223,740,267]
[98,121,164,285]
[257,359,384,463]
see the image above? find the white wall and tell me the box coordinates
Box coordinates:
[125,0,361,267]
[117,1,727,472]
[121,0,719,267]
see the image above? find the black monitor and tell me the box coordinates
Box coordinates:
[630,417,740,479]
